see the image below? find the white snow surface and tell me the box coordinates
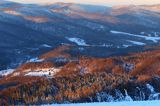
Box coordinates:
[122,44,131,48]
[41,44,52,48]
[66,37,88,46]
[0,69,15,76]
[27,57,44,63]
[111,30,160,43]
[25,68,61,77]
[44,100,160,106]
[127,40,146,45]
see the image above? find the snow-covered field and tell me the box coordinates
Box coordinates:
[111,30,160,43]
[44,100,160,106]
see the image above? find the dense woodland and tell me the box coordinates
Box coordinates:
[0,46,160,105]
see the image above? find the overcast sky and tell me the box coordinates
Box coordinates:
[7,0,160,6]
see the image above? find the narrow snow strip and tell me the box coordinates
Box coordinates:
[127,40,146,45]
[27,57,43,63]
[0,69,15,76]
[122,44,132,48]
[41,44,52,48]
[25,71,51,77]
[44,100,160,106]
[66,37,88,46]
[111,30,160,43]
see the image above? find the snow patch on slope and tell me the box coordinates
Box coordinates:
[122,44,131,48]
[27,57,44,63]
[41,44,52,48]
[111,30,160,43]
[127,40,146,45]
[25,68,61,77]
[66,37,88,46]
[0,69,15,76]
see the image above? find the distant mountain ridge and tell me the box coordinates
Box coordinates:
[0,1,160,70]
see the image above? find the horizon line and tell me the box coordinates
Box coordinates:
[4,0,160,7]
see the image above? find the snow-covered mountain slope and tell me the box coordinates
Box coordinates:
[0,2,160,105]
[1,45,160,105]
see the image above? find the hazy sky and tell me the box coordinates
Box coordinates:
[7,0,160,6]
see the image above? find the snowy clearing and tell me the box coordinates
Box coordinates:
[111,30,160,43]
[44,100,160,106]
[66,37,88,46]
[25,68,61,77]
[0,69,15,76]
